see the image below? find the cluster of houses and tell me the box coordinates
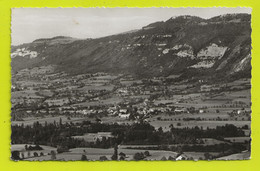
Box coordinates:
[229,108,251,116]
[11,48,38,59]
[13,66,251,124]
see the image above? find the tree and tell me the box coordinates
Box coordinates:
[204,152,212,160]
[50,150,56,160]
[59,117,62,126]
[158,127,163,133]
[111,143,118,160]
[144,151,150,156]
[96,118,101,123]
[119,152,126,160]
[81,154,88,161]
[57,145,69,153]
[177,147,183,154]
[242,125,249,129]
[21,152,25,159]
[27,151,31,158]
[11,151,20,160]
[119,156,125,160]
[33,152,38,157]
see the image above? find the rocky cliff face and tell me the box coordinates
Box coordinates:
[11,14,251,81]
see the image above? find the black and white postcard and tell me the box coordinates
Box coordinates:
[11,8,252,161]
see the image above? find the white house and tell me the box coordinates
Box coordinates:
[119,113,130,119]
[119,109,128,113]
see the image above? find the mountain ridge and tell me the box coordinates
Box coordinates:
[11,13,251,82]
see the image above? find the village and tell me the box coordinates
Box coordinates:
[11,65,251,160]
[11,65,251,127]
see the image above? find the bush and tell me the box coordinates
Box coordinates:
[100,156,108,161]
[27,145,43,151]
[133,152,145,161]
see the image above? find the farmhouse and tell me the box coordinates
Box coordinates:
[119,109,128,113]
[174,108,188,113]
[119,113,130,119]
[175,153,189,160]
[199,109,205,113]
[232,109,249,115]
[200,85,212,92]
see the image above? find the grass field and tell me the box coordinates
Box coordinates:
[183,152,219,160]
[224,137,251,143]
[148,120,250,131]
[12,90,43,99]
[23,147,179,161]
[78,84,114,91]
[14,145,228,161]
[74,96,123,107]
[11,144,57,159]
[216,151,250,160]
[11,116,86,126]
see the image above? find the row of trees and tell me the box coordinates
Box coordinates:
[12,120,247,152]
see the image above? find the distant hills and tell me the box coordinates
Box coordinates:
[11,13,251,82]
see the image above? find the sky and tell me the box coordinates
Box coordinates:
[11,7,252,45]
